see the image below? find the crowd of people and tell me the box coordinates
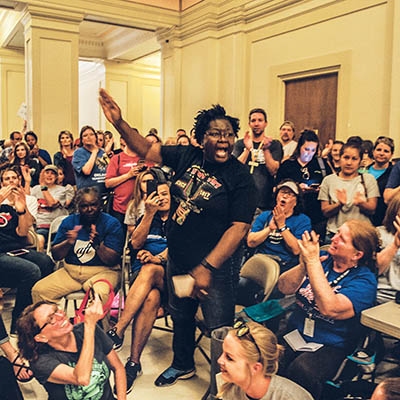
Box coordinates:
[0,89,399,399]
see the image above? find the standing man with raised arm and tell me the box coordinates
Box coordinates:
[99,89,257,390]
[232,108,282,212]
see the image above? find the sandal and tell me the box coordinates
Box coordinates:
[12,354,34,383]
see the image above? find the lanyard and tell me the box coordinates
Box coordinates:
[325,266,357,287]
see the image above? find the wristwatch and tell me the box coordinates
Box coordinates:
[41,186,48,191]
[16,209,26,215]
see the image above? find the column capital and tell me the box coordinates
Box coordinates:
[21,4,84,34]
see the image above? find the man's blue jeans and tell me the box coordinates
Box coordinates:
[166,251,241,371]
[0,250,54,325]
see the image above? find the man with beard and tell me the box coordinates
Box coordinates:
[279,120,297,161]
[233,108,282,211]
[32,187,124,307]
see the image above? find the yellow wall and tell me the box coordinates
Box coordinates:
[0,49,25,136]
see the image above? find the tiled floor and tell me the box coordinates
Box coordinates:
[1,293,211,400]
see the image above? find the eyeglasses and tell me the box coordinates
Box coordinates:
[205,130,236,140]
[301,167,310,180]
[279,189,296,197]
[233,319,262,362]
[38,307,65,333]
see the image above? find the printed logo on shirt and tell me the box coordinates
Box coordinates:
[74,239,96,264]
[172,164,221,225]
[0,212,12,227]
[65,358,109,399]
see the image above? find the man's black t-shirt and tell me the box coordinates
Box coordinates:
[232,139,283,210]
[161,145,257,271]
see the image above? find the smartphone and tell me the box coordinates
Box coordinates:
[146,180,158,196]
[6,248,30,257]
[309,183,320,189]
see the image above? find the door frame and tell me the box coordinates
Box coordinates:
[268,51,351,141]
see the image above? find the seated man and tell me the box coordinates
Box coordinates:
[107,180,170,394]
[0,167,54,334]
[32,187,124,308]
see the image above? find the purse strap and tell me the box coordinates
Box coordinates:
[75,278,115,319]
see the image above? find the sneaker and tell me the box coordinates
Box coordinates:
[154,366,196,387]
[125,360,143,394]
[106,327,123,351]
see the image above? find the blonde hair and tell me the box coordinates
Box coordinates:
[125,170,153,223]
[218,321,283,397]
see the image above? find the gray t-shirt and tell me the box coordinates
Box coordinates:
[221,375,313,400]
[376,226,400,303]
[318,173,380,234]
[31,185,73,228]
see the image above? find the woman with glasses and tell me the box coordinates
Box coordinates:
[367,136,395,226]
[247,179,311,276]
[277,220,378,399]
[217,320,313,400]
[318,141,379,242]
[276,130,331,241]
[99,89,257,392]
[16,296,126,399]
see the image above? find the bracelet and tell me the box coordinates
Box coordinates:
[157,255,167,266]
[200,258,217,272]
[16,209,26,215]
[278,225,288,233]
[41,186,48,191]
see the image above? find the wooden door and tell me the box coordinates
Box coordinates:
[284,73,338,148]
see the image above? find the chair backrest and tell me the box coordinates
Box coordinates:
[27,228,40,251]
[46,215,68,256]
[240,254,280,302]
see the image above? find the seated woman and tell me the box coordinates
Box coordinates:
[106,180,170,394]
[31,165,74,251]
[31,187,123,308]
[16,296,126,399]
[247,179,311,274]
[217,320,313,400]
[375,192,400,304]
[277,220,378,400]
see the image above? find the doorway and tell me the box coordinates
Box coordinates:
[284,72,338,147]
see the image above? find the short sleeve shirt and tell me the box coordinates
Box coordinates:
[288,255,377,349]
[31,324,114,400]
[161,145,257,270]
[72,147,107,193]
[53,212,124,266]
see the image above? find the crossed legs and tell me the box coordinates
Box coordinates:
[113,263,165,350]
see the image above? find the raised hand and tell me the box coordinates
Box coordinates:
[298,230,321,267]
[99,89,122,125]
[243,131,253,151]
[336,188,347,206]
[66,225,82,245]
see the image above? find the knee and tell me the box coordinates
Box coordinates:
[31,279,46,302]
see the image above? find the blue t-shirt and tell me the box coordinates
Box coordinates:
[251,211,311,271]
[386,161,400,189]
[287,255,377,349]
[72,147,107,193]
[53,212,124,266]
[130,213,168,273]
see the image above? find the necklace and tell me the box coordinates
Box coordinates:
[248,141,263,174]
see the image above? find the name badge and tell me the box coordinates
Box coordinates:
[303,317,315,337]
